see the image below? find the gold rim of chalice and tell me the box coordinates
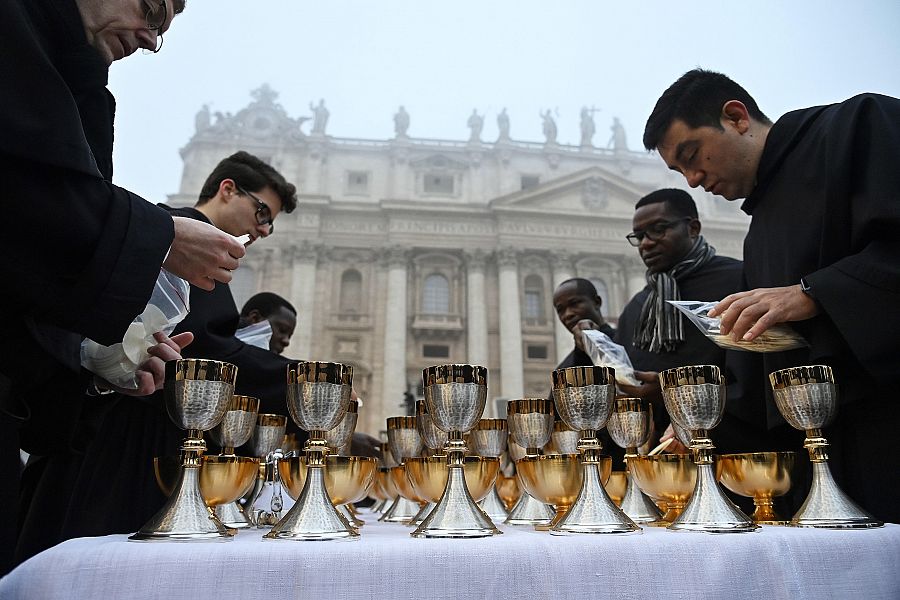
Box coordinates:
[154,455,259,506]
[256,413,288,427]
[769,365,834,389]
[629,454,697,524]
[551,365,614,389]
[165,358,238,384]
[279,455,377,505]
[474,419,507,431]
[659,364,723,388]
[517,454,612,528]
[288,361,353,386]
[507,398,555,416]
[405,456,500,504]
[423,364,487,386]
[717,451,796,524]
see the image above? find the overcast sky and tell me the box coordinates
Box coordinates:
[109,0,900,203]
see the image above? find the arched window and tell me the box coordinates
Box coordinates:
[523,274,544,321]
[340,269,362,312]
[422,274,450,314]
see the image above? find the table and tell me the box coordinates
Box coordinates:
[2,515,899,599]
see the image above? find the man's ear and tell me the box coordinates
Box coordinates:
[689,218,702,239]
[217,178,236,201]
[721,100,751,134]
[245,308,265,324]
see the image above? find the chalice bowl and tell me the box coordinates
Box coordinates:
[408,401,449,524]
[769,366,883,528]
[518,454,611,529]
[279,455,377,526]
[607,397,662,523]
[385,416,427,524]
[131,358,238,540]
[325,399,363,526]
[659,365,756,532]
[550,366,639,534]
[505,399,555,526]
[605,471,628,506]
[471,419,510,521]
[208,394,260,528]
[246,413,288,527]
[265,361,356,540]
[412,364,500,538]
[551,421,580,455]
[718,452,796,525]
[629,454,697,524]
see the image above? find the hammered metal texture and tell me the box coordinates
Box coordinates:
[551,429,580,454]
[552,383,615,431]
[793,462,883,527]
[772,383,837,430]
[425,382,486,433]
[417,412,449,450]
[508,440,527,462]
[287,381,351,431]
[663,383,725,431]
[165,380,234,431]
[250,423,287,457]
[132,467,228,539]
[210,408,258,449]
[607,410,650,449]
[470,427,507,457]
[508,413,553,450]
[387,425,424,459]
[325,412,358,450]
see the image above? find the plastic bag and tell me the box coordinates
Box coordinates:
[581,329,641,387]
[668,300,809,353]
[81,270,190,389]
[235,320,272,350]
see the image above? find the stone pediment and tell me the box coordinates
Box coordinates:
[409,154,469,171]
[490,166,646,216]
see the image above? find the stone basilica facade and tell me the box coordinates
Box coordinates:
[170,86,750,437]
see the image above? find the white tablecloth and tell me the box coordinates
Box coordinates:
[2,514,899,600]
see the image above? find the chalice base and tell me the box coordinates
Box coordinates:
[379,496,422,522]
[130,467,232,541]
[669,463,757,533]
[478,486,510,520]
[338,504,365,528]
[215,502,252,528]
[620,473,663,523]
[505,491,554,526]
[409,501,437,525]
[550,463,640,535]
[411,466,501,538]
[264,466,358,541]
[791,462,883,528]
[372,499,389,514]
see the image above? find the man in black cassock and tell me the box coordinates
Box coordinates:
[550,278,623,463]
[0,0,247,574]
[643,68,900,523]
[15,152,299,563]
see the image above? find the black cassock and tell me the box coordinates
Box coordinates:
[741,93,900,522]
[1,0,172,571]
[18,207,302,559]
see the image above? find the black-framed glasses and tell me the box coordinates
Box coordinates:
[626,217,691,247]
[237,185,275,233]
[144,0,167,53]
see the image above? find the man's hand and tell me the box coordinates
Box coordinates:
[163,216,246,291]
[659,424,689,454]
[708,285,819,342]
[572,319,602,353]
[101,331,194,396]
[616,370,661,403]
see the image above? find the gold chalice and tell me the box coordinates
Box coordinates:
[659,365,755,533]
[132,359,238,541]
[517,454,612,529]
[154,455,259,510]
[471,419,509,521]
[551,366,638,534]
[770,366,883,528]
[208,395,260,528]
[717,452,795,525]
[629,454,697,524]
[412,364,499,538]
[605,472,628,506]
[265,361,356,541]
[383,416,426,524]
[405,456,499,505]
[505,399,556,526]
[279,455,377,508]
[496,473,521,510]
[607,397,663,523]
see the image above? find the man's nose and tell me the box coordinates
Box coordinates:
[685,169,704,188]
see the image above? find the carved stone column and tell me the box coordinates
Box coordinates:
[550,251,575,363]
[497,248,524,399]
[289,242,320,356]
[464,250,489,367]
[380,246,409,427]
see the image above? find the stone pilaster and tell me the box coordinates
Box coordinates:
[380,246,409,428]
[496,248,524,399]
[289,241,320,356]
[464,250,489,368]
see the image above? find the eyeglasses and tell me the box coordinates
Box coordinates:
[143,0,168,53]
[237,185,275,233]
[626,217,691,247]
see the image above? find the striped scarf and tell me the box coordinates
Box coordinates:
[633,236,716,353]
